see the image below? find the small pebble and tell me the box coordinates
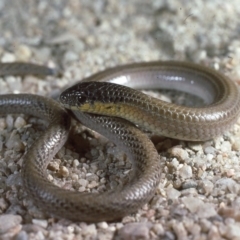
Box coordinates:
[32,219,48,228]
[208,225,221,239]
[199,219,212,233]
[168,146,189,161]
[73,159,80,167]
[14,117,27,129]
[215,178,239,194]
[221,141,232,152]
[15,44,32,61]
[5,132,25,151]
[118,223,151,240]
[63,51,79,63]
[1,52,16,62]
[48,161,60,171]
[181,180,197,189]
[188,143,203,152]
[0,118,7,130]
[97,222,108,229]
[182,197,204,213]
[6,115,14,130]
[203,146,216,154]
[71,173,79,181]
[15,231,28,240]
[179,165,193,179]
[79,179,88,187]
[88,181,99,189]
[197,203,217,218]
[166,187,181,200]
[198,180,214,195]
[0,214,22,234]
[81,224,97,236]
[58,166,69,178]
[171,221,187,240]
[152,223,164,236]
[225,223,240,239]
[86,173,99,182]
[232,137,240,151]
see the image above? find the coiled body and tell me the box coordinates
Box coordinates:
[0,61,240,222]
[61,61,240,141]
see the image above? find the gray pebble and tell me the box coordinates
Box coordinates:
[0,118,6,130]
[14,231,28,240]
[198,180,214,195]
[203,146,216,155]
[215,178,239,194]
[179,165,193,179]
[63,51,79,63]
[181,180,197,189]
[6,173,22,186]
[6,115,14,131]
[166,187,181,200]
[14,117,27,129]
[182,196,204,213]
[79,178,88,187]
[118,223,152,240]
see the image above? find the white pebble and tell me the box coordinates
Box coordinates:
[32,219,48,228]
[97,222,108,229]
[73,159,80,167]
[1,52,16,62]
[225,223,240,239]
[182,197,204,213]
[166,187,181,200]
[221,141,232,152]
[179,165,192,179]
[81,224,97,236]
[0,214,22,234]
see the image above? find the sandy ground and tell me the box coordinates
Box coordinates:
[1,0,240,239]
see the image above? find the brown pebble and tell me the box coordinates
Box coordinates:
[58,166,69,177]
[48,161,60,171]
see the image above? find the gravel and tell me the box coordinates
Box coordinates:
[1,0,240,239]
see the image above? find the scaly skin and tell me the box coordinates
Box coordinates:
[1,61,240,222]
